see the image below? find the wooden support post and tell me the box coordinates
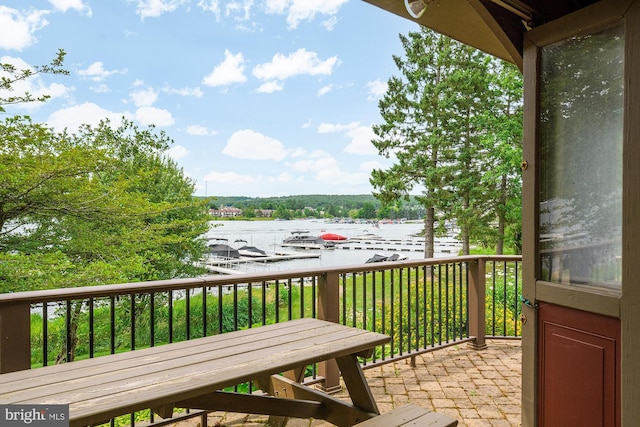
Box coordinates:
[0,302,31,373]
[317,272,342,393]
[467,258,487,350]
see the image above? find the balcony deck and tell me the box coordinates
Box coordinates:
[0,255,522,426]
[182,339,521,427]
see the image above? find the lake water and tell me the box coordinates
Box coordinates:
[205,219,462,272]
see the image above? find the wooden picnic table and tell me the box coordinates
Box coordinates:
[0,318,390,427]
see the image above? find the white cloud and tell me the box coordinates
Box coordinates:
[223,129,288,161]
[317,84,333,96]
[269,172,293,183]
[78,62,124,82]
[130,88,158,107]
[225,0,252,22]
[288,158,317,173]
[359,160,386,172]
[367,79,387,101]
[0,6,50,50]
[256,80,283,93]
[317,121,377,155]
[317,122,351,133]
[264,0,287,14]
[162,85,204,97]
[289,147,307,158]
[186,125,217,136]
[253,48,338,82]
[264,0,348,29]
[308,149,329,158]
[288,154,369,186]
[136,0,189,19]
[197,0,221,19]
[203,170,258,185]
[90,83,110,93]
[203,50,247,87]
[166,144,189,160]
[49,0,92,16]
[315,167,370,186]
[134,106,174,126]
[290,148,329,159]
[321,15,338,31]
[47,102,129,132]
[343,125,377,155]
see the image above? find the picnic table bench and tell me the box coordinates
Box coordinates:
[0,318,390,427]
[353,404,458,427]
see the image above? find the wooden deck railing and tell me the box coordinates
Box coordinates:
[0,255,521,426]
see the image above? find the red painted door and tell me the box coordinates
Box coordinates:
[538,303,620,427]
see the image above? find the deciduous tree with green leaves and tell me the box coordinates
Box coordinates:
[0,53,212,294]
[0,49,68,112]
[0,117,212,293]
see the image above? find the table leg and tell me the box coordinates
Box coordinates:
[335,354,379,416]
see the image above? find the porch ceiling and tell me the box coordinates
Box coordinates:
[361,0,599,70]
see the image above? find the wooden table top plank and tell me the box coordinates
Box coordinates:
[1,320,374,393]
[0,318,340,394]
[72,335,386,426]
[0,317,323,385]
[0,319,390,427]
[11,327,386,407]
[0,329,378,403]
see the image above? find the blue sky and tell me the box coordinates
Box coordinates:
[0,0,417,197]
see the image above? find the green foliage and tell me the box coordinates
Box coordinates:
[0,116,212,293]
[30,289,274,366]
[485,263,522,336]
[1,53,211,294]
[274,204,292,219]
[29,263,521,425]
[0,49,69,112]
[371,27,523,255]
[357,202,377,219]
[206,195,428,220]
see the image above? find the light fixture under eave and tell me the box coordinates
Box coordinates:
[404,0,427,19]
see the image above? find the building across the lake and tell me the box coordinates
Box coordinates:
[209,206,242,217]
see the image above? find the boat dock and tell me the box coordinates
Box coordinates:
[206,252,320,275]
[335,238,462,254]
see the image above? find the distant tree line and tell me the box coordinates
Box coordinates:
[202,195,427,220]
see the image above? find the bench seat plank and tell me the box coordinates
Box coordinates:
[0,318,390,427]
[353,404,458,427]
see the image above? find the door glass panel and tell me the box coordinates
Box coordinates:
[539,24,623,289]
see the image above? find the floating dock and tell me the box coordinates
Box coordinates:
[205,252,320,275]
[335,238,462,254]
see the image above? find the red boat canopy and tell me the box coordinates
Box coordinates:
[320,233,347,241]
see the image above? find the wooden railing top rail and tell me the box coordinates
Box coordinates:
[0,255,521,305]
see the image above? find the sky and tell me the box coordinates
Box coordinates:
[0,0,418,197]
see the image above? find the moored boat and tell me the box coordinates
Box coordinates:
[282,231,335,249]
[208,243,240,258]
[320,232,347,241]
[365,253,408,263]
[237,245,268,257]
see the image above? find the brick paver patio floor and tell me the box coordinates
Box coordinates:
[177,339,522,427]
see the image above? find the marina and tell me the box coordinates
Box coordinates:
[204,219,462,274]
